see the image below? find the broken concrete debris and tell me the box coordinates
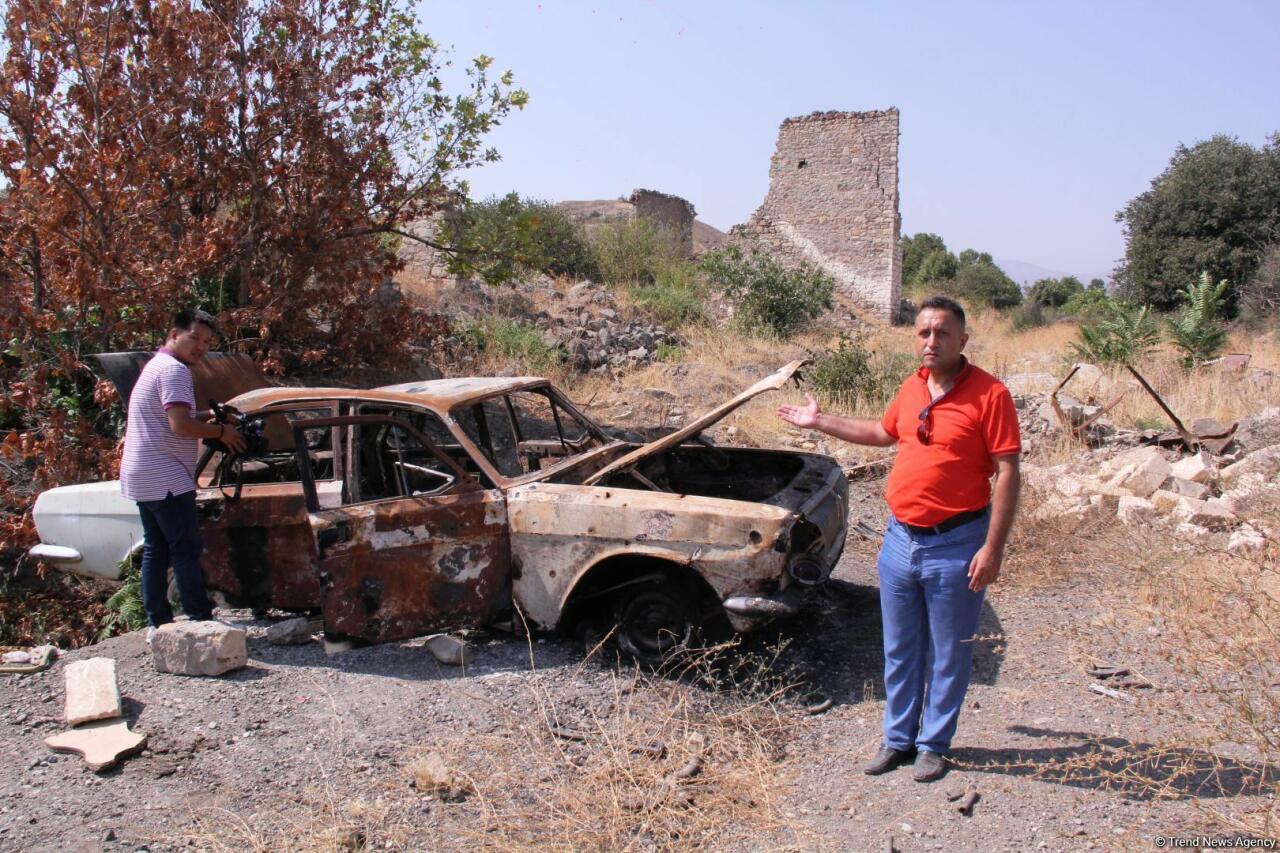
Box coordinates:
[63,657,122,726]
[424,634,473,667]
[1027,437,1280,542]
[44,655,147,772]
[151,621,247,676]
[266,617,315,646]
[44,719,148,772]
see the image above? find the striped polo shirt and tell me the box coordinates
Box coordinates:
[120,348,200,502]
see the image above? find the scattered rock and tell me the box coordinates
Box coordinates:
[1116,496,1156,526]
[1228,525,1266,556]
[1220,444,1280,488]
[266,618,314,646]
[1162,476,1209,501]
[44,719,147,772]
[64,658,122,726]
[1173,497,1236,530]
[424,634,473,666]
[151,621,247,677]
[1106,448,1171,498]
[1169,450,1215,484]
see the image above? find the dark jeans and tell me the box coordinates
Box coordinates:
[136,490,212,627]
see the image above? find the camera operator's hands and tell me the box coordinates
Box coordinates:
[220,424,247,455]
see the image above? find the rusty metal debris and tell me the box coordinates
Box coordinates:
[1051,364,1238,453]
[1050,365,1128,439]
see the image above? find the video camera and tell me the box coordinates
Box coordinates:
[206,400,268,457]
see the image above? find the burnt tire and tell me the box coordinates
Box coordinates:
[613,579,696,666]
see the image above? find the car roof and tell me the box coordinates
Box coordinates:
[228,376,552,413]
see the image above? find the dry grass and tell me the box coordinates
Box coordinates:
[184,640,809,852]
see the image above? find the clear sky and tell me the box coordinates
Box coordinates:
[417,1,1280,280]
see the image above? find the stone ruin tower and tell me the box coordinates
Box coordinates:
[745,109,901,323]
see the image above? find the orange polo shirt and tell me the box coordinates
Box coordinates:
[880,360,1021,527]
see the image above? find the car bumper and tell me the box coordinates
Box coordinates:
[722,586,811,633]
[26,543,83,564]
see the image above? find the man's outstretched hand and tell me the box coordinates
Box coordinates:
[777,392,822,429]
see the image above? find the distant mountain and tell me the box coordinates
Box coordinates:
[996,258,1110,288]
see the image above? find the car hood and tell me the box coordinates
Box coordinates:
[584,360,807,486]
[94,351,270,411]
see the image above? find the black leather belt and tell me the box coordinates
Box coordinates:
[900,506,989,536]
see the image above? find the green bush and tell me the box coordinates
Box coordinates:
[447,193,597,285]
[627,262,707,328]
[456,315,562,371]
[1167,272,1230,370]
[1009,300,1051,332]
[101,559,146,638]
[700,245,834,339]
[1060,287,1113,323]
[808,338,913,412]
[590,217,686,286]
[1070,299,1160,367]
[1028,276,1084,308]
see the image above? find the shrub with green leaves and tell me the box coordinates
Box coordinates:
[1167,272,1230,370]
[1060,287,1113,323]
[627,262,707,328]
[456,315,562,371]
[809,338,913,412]
[1028,276,1084,308]
[1070,299,1160,367]
[590,217,686,286]
[1009,300,1051,332]
[101,559,146,638]
[700,245,834,339]
[447,193,597,285]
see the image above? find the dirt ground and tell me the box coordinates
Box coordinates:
[0,471,1273,852]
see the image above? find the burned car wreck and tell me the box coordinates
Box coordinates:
[31,360,849,660]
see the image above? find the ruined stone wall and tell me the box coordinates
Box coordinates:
[744,109,901,323]
[629,189,696,256]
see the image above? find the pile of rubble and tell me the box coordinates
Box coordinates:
[434,276,685,375]
[1026,441,1279,554]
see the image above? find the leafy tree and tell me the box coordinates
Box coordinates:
[1028,276,1084,308]
[954,261,1022,308]
[1070,300,1160,367]
[1239,243,1280,321]
[913,249,959,286]
[1088,278,1106,292]
[957,248,995,269]
[901,233,947,285]
[1115,134,1280,312]
[446,193,596,285]
[0,0,525,551]
[1167,272,1230,370]
[700,244,834,338]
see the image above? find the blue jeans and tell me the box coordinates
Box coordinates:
[136,490,212,627]
[876,512,989,755]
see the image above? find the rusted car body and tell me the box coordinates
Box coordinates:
[32,359,849,658]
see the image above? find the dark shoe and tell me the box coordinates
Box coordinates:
[863,746,917,775]
[912,749,948,782]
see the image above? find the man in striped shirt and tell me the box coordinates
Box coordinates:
[120,310,246,635]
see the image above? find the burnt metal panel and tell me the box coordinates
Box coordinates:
[313,489,509,643]
[198,484,322,610]
[94,351,269,410]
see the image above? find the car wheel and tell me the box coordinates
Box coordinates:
[613,580,695,666]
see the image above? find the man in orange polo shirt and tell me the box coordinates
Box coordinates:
[777,294,1021,782]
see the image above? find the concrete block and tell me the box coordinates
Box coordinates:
[44,719,147,771]
[152,621,247,676]
[1109,452,1171,499]
[63,658,121,726]
[1162,476,1210,501]
[1220,445,1280,488]
[1150,490,1182,514]
[1116,496,1157,526]
[266,617,314,646]
[1170,450,1215,484]
[1173,497,1237,530]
